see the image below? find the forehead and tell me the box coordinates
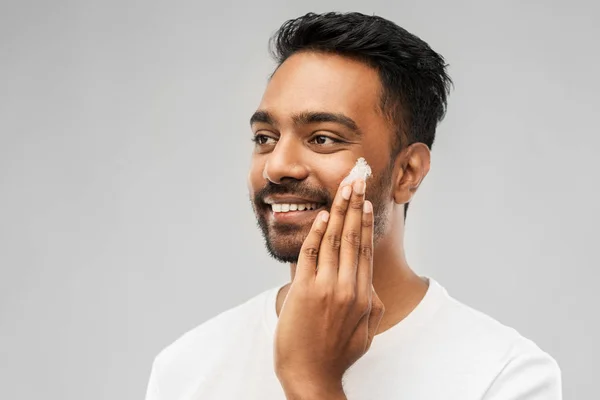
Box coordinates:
[259,52,382,122]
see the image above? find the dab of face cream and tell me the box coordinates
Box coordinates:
[341,157,372,185]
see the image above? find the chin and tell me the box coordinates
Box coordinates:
[267,251,300,264]
[263,233,304,264]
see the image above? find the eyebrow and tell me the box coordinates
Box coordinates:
[250,110,362,137]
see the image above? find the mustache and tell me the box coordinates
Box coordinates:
[254,181,331,205]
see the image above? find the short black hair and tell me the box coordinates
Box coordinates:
[268,11,453,218]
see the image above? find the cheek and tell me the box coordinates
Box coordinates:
[316,156,362,200]
[359,131,394,176]
[368,164,394,202]
[323,154,384,186]
[322,158,353,183]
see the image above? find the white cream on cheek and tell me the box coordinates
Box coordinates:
[340,157,372,185]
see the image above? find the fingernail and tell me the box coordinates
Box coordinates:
[354,179,366,195]
[363,200,372,213]
[341,185,352,200]
[321,211,330,222]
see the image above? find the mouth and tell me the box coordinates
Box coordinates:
[264,201,327,224]
[269,202,323,213]
[261,195,328,224]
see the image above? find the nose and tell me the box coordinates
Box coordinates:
[263,136,309,184]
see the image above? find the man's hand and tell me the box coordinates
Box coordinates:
[274,178,385,398]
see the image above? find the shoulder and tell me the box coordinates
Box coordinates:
[146,285,279,396]
[442,291,532,346]
[430,282,546,356]
[158,286,276,363]
[432,282,562,398]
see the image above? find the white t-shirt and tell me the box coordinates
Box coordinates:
[145,278,562,399]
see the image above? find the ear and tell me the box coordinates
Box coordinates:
[392,143,431,205]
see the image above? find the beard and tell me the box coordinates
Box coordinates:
[251,163,394,264]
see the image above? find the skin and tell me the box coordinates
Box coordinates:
[248,51,432,398]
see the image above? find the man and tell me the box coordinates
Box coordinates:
[145,12,561,399]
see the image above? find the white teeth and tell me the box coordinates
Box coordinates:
[271,203,320,213]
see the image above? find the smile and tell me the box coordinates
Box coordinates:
[270,203,321,212]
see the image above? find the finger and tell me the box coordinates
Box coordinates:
[356,200,374,301]
[365,288,385,352]
[338,179,366,288]
[315,182,353,282]
[295,210,330,282]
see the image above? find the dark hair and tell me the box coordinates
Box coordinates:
[269,12,452,218]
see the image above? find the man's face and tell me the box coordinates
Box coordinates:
[248,51,396,263]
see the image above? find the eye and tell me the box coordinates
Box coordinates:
[310,135,341,146]
[251,134,276,146]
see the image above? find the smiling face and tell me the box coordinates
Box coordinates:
[248,51,397,263]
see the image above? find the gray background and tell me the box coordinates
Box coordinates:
[1,0,598,399]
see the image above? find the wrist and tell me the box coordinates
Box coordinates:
[280,376,346,400]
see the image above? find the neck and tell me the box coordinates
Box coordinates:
[276,207,428,335]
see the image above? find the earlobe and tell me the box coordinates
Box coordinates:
[392,165,409,205]
[391,155,408,205]
[391,143,431,205]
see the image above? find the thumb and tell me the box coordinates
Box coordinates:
[365,287,385,352]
